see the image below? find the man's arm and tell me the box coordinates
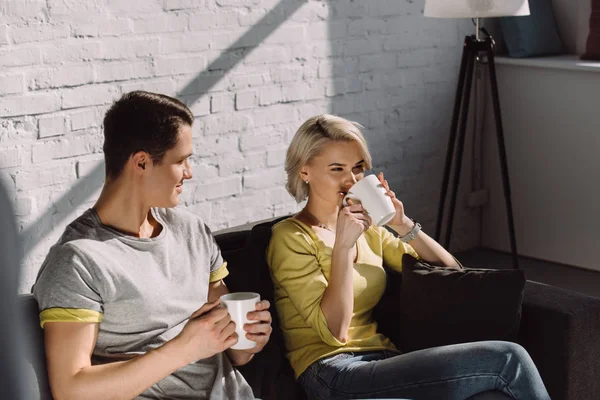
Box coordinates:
[44,300,236,400]
[207,280,272,367]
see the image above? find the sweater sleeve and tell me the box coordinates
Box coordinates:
[267,221,347,347]
[379,226,420,273]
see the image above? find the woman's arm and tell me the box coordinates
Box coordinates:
[388,217,460,268]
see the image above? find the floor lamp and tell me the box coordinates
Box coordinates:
[424,0,531,270]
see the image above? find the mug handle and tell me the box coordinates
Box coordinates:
[343,194,360,207]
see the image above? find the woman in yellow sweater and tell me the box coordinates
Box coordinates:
[266,114,550,400]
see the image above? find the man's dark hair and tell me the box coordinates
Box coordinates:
[102,91,194,179]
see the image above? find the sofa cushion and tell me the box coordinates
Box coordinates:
[499,0,565,58]
[394,255,526,352]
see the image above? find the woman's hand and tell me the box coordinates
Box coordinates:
[335,198,372,249]
[378,172,413,234]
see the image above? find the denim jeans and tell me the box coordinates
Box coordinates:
[297,341,551,400]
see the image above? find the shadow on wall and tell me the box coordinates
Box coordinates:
[21,0,307,258]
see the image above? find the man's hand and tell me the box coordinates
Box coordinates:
[242,300,272,354]
[171,299,238,365]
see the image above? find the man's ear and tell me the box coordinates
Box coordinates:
[131,151,149,173]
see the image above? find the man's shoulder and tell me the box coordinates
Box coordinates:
[155,207,208,233]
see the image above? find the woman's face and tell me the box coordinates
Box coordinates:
[302,140,366,206]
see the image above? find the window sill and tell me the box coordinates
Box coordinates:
[495,55,600,73]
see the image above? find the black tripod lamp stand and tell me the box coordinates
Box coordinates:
[423,1,531,270]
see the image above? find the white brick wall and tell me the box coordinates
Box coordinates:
[0,0,478,293]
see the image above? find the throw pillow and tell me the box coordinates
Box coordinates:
[582,0,600,60]
[396,254,526,352]
[499,0,565,58]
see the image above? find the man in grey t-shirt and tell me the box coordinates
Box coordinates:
[32,91,273,400]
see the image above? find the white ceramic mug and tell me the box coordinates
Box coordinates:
[219,292,260,350]
[343,174,396,227]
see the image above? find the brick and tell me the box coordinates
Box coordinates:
[210,92,234,114]
[243,167,285,190]
[265,25,305,44]
[69,109,98,131]
[2,0,47,19]
[307,21,347,41]
[0,47,41,67]
[194,134,238,156]
[195,176,242,201]
[38,115,67,138]
[383,35,412,52]
[163,0,206,11]
[281,83,306,103]
[205,49,244,71]
[72,18,131,38]
[290,1,329,22]
[187,160,218,183]
[47,0,104,18]
[95,60,153,83]
[235,90,258,110]
[267,186,292,205]
[76,158,105,178]
[244,46,291,65]
[217,152,244,176]
[0,25,9,46]
[188,11,239,30]
[0,73,24,95]
[252,104,295,127]
[100,37,160,60]
[344,38,382,56]
[0,118,38,143]
[216,0,260,7]
[240,131,282,152]
[333,1,368,18]
[175,72,229,95]
[11,22,70,44]
[0,93,60,118]
[120,79,175,95]
[32,134,103,163]
[180,95,210,117]
[398,49,436,68]
[29,64,94,90]
[159,32,210,54]
[270,65,303,83]
[41,40,102,64]
[14,196,34,216]
[133,14,187,34]
[259,86,282,106]
[93,0,163,16]
[155,54,206,76]
[230,73,268,89]
[326,79,345,97]
[0,146,22,168]
[274,202,299,217]
[202,113,252,136]
[15,163,75,191]
[61,85,118,109]
[359,53,397,73]
[313,41,344,58]
[267,146,286,167]
[348,19,388,37]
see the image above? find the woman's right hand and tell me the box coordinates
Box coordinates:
[335,199,372,249]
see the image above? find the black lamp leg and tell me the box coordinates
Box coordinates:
[486,46,519,270]
[444,43,477,250]
[435,36,472,242]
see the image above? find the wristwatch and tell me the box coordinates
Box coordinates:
[399,219,422,243]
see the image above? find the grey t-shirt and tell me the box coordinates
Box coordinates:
[33,207,255,400]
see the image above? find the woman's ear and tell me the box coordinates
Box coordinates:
[300,167,309,184]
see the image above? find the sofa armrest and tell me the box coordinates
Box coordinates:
[518,280,600,400]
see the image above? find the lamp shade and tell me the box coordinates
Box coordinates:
[424,0,530,18]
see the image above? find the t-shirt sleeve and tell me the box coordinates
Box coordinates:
[267,223,346,347]
[202,223,225,276]
[379,226,420,272]
[32,244,104,328]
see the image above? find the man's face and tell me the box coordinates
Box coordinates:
[144,124,193,208]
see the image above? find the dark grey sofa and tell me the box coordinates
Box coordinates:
[18,217,600,400]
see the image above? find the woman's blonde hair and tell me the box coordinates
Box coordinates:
[285,114,372,202]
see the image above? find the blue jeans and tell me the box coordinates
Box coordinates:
[297,341,551,400]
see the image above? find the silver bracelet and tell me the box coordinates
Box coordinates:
[399,219,422,243]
